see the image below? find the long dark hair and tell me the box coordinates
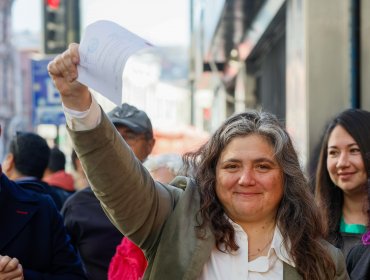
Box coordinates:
[184,110,335,280]
[315,109,370,246]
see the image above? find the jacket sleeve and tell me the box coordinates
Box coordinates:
[67,108,182,251]
[332,246,350,280]
[23,197,87,280]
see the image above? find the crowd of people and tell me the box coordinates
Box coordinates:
[1,41,369,280]
[0,95,186,279]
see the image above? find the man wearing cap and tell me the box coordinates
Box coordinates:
[107,103,155,162]
[61,103,155,280]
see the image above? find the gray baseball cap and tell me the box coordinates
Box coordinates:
[107,103,153,137]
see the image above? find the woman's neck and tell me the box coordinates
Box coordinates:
[343,192,368,225]
[239,219,276,261]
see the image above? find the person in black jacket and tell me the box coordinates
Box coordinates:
[2,131,70,210]
[62,103,155,280]
[0,125,87,279]
[43,146,76,195]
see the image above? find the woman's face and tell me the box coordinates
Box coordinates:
[327,125,367,195]
[215,134,284,225]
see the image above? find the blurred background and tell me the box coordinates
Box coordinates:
[0,0,369,171]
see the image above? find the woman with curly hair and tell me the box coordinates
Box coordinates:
[48,43,348,280]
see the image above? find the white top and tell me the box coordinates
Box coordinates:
[63,97,296,279]
[63,96,101,131]
[199,220,294,280]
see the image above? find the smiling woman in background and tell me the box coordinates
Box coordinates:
[315,109,370,258]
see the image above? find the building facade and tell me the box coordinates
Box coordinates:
[191,0,369,169]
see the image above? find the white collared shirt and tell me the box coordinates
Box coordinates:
[199,221,295,280]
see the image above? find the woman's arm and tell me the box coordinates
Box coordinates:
[68,110,181,249]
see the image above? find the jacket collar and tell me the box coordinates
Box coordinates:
[0,173,39,250]
[184,223,215,279]
[283,262,302,279]
[183,221,301,279]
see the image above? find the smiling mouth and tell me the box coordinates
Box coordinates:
[337,172,355,179]
[235,192,261,196]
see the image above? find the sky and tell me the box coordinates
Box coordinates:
[12,0,190,46]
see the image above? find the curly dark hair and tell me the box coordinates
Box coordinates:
[315,109,370,247]
[184,110,336,280]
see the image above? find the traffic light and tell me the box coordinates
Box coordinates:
[43,0,80,54]
[47,0,60,9]
[43,0,66,54]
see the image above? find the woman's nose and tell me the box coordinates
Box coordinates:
[238,168,256,186]
[336,152,350,168]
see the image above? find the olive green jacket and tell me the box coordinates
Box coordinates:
[68,110,349,280]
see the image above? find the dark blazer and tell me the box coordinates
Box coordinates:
[16,178,67,210]
[346,244,370,280]
[0,173,87,279]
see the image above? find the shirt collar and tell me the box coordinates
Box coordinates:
[229,218,295,268]
[14,176,38,182]
[270,226,295,267]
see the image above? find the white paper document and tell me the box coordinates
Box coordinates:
[77,20,152,105]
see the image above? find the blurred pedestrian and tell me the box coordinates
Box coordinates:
[143,153,184,184]
[107,102,155,162]
[62,104,155,280]
[2,131,67,210]
[108,153,184,280]
[315,109,370,257]
[48,43,348,280]
[0,125,87,279]
[71,150,89,191]
[43,146,75,193]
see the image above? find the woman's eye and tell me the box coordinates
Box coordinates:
[350,148,361,154]
[256,164,270,171]
[328,150,338,157]
[225,164,238,169]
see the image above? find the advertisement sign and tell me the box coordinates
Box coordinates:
[31,58,65,125]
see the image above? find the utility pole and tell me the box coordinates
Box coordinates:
[0,0,17,159]
[189,0,195,125]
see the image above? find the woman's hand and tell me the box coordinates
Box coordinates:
[0,255,24,280]
[47,43,91,111]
